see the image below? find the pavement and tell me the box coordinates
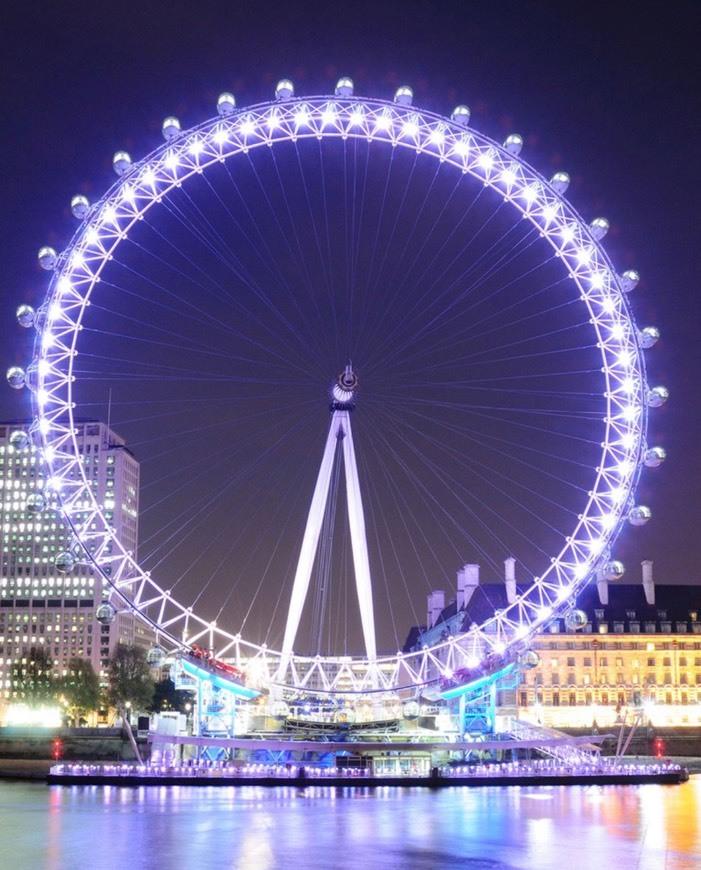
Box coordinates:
[0,759,54,779]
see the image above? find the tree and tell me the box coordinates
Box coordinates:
[11,646,58,707]
[150,677,194,714]
[60,658,101,726]
[107,645,155,763]
[107,645,155,713]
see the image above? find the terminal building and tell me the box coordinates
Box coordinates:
[0,420,153,719]
[407,560,701,731]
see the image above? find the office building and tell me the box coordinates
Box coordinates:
[0,420,150,716]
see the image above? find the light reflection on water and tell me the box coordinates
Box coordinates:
[1,776,699,869]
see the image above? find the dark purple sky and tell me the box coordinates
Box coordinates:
[0,1,699,653]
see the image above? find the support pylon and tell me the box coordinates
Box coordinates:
[281,365,376,663]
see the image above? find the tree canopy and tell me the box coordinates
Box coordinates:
[106,644,155,715]
[60,658,101,725]
[150,677,194,714]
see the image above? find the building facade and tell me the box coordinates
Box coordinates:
[518,580,701,730]
[0,420,151,718]
[407,562,701,730]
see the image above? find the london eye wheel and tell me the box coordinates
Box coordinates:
[9,77,665,698]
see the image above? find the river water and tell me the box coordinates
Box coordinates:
[2,776,699,869]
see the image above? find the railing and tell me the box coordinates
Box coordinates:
[506,719,602,766]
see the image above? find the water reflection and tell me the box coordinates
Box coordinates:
[0,777,699,869]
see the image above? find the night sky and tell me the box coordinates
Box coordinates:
[0,1,699,655]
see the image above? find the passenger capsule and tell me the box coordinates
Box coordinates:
[644,446,666,467]
[503,134,523,155]
[112,151,132,176]
[146,646,166,668]
[394,86,413,106]
[54,551,76,574]
[25,492,46,514]
[451,105,471,126]
[6,366,26,390]
[647,385,669,408]
[37,246,58,270]
[603,560,625,581]
[70,194,90,219]
[95,602,117,625]
[565,609,588,631]
[9,430,30,450]
[272,701,290,718]
[275,79,294,100]
[403,700,420,720]
[335,77,354,97]
[638,326,660,349]
[619,269,640,293]
[16,304,35,328]
[550,171,570,194]
[590,217,610,240]
[217,92,236,116]
[519,649,540,669]
[161,116,181,140]
[628,505,652,526]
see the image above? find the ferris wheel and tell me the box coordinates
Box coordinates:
[8,77,666,697]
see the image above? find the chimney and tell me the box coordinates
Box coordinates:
[427,590,445,628]
[504,556,517,605]
[457,564,480,609]
[596,569,609,605]
[642,559,655,605]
